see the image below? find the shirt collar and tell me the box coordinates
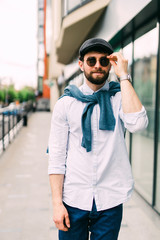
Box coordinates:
[80,80,109,95]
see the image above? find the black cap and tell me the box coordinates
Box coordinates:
[79,38,113,59]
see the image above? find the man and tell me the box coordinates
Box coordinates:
[48,38,148,240]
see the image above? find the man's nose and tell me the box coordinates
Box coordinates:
[94,60,101,68]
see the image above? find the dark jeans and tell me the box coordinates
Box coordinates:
[59,199,123,240]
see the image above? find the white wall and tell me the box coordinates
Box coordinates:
[93,0,151,41]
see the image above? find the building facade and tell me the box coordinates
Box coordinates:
[48,0,160,214]
[37,0,50,99]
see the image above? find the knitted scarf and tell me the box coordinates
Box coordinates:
[60,81,120,152]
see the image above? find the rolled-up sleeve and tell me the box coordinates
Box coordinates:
[119,106,148,133]
[48,98,69,175]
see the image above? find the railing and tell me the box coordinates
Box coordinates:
[0,101,33,155]
[62,0,93,17]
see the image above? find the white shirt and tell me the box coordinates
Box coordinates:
[48,81,148,211]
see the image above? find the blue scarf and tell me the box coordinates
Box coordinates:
[61,81,120,152]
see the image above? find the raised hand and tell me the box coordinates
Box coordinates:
[107,52,128,78]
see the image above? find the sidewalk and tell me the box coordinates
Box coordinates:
[0,112,159,240]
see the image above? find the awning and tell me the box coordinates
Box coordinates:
[56,0,111,64]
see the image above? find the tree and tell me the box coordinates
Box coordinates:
[0,89,5,103]
[7,85,18,103]
[18,87,35,103]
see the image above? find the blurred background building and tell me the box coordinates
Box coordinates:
[45,0,160,215]
[37,0,50,110]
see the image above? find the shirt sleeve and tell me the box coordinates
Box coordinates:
[48,98,69,175]
[119,105,148,133]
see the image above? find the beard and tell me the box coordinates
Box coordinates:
[83,69,109,85]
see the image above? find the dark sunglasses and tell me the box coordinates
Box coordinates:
[86,56,110,67]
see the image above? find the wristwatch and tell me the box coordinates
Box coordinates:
[118,74,132,83]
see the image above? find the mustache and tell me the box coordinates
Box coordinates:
[91,70,105,73]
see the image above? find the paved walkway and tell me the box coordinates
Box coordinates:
[0,112,160,240]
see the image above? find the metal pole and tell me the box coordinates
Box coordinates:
[8,112,10,144]
[2,113,5,151]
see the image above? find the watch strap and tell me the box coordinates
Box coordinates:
[119,74,132,82]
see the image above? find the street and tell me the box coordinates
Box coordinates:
[0,112,58,240]
[0,112,160,240]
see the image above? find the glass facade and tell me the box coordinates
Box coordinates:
[156,23,160,211]
[123,43,133,155]
[131,28,158,203]
[156,140,160,211]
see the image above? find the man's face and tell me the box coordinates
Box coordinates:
[79,51,111,85]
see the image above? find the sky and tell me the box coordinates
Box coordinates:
[0,0,37,90]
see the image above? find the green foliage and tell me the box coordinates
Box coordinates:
[0,89,5,102]
[7,85,18,103]
[0,85,35,104]
[18,87,35,103]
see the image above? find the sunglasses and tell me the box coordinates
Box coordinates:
[86,56,110,67]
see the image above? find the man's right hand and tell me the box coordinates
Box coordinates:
[53,203,70,231]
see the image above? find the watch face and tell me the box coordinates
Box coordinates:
[128,74,132,82]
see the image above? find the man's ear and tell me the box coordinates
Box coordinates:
[78,60,84,72]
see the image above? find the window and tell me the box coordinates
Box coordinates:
[38,43,45,59]
[62,0,92,16]
[132,27,158,203]
[155,24,160,212]
[38,27,44,43]
[38,10,44,26]
[123,43,133,154]
[38,0,44,9]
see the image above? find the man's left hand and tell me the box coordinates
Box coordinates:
[107,52,128,78]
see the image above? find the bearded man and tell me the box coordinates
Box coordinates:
[48,38,148,240]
